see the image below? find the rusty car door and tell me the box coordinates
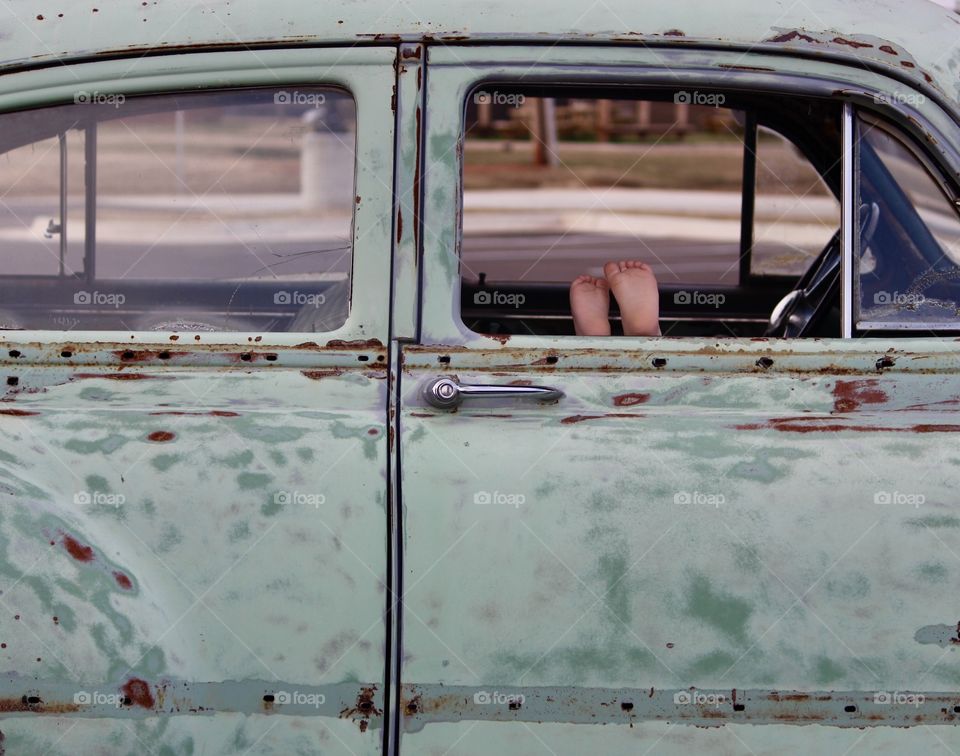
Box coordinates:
[0,48,397,754]
[395,45,960,753]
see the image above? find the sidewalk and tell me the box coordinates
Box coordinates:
[0,188,836,246]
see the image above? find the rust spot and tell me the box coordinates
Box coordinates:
[613,393,650,407]
[147,431,175,443]
[663,29,685,36]
[767,30,820,44]
[901,60,916,69]
[52,616,58,625]
[367,428,379,436]
[832,37,873,49]
[832,379,887,413]
[0,409,38,416]
[113,571,132,590]
[62,535,94,563]
[397,209,403,242]
[561,413,644,424]
[74,372,159,381]
[355,195,361,204]
[878,45,898,55]
[401,46,422,60]
[486,334,510,345]
[121,678,154,709]
[531,354,559,366]
[405,694,421,715]
[0,696,79,714]
[324,339,384,349]
[340,686,382,729]
[302,369,344,381]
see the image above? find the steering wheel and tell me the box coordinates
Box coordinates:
[765,203,881,337]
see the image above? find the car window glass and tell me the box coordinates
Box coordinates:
[857,118,960,329]
[750,126,839,277]
[0,88,355,332]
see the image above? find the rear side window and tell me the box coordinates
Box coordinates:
[0,87,355,332]
[462,93,744,287]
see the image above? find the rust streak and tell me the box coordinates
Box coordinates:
[562,413,645,424]
[832,379,887,413]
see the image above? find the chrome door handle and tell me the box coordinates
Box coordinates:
[422,377,564,410]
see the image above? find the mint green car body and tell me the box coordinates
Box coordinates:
[0,1,960,754]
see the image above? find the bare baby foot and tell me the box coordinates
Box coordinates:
[604,260,661,336]
[569,275,611,336]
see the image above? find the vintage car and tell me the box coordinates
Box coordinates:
[0,0,958,753]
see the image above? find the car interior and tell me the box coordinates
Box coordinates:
[459,85,960,340]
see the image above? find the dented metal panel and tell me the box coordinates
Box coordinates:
[0,359,389,752]
[0,45,398,754]
[397,354,960,749]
